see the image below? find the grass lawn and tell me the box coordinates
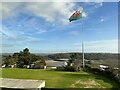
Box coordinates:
[1,68,120,88]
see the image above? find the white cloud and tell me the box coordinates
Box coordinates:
[7,36,44,44]
[1,2,89,25]
[37,29,47,34]
[0,26,16,38]
[82,12,87,18]
[99,17,108,22]
[94,0,104,3]
[1,2,75,25]
[1,0,74,2]
[0,25,44,44]
[2,43,14,48]
[83,0,89,2]
[25,2,75,25]
[81,2,103,18]
[69,31,79,36]
[83,0,104,2]
[0,2,22,20]
[73,39,118,53]
[100,18,104,22]
[99,2,103,6]
[0,3,2,20]
[94,2,103,8]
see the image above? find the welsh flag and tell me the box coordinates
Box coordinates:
[69,7,83,22]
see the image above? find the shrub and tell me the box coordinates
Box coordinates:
[56,66,76,72]
[83,66,120,84]
[56,66,65,71]
[81,65,91,72]
[64,66,75,71]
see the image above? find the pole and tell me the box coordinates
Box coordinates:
[82,18,85,68]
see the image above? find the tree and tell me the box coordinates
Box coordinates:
[13,53,19,61]
[29,54,46,69]
[4,55,16,67]
[67,53,81,71]
[4,48,46,69]
[16,48,31,67]
[23,48,30,56]
[68,53,80,65]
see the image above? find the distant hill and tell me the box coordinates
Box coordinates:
[2,53,13,56]
[44,53,118,60]
[2,52,118,60]
[2,53,51,57]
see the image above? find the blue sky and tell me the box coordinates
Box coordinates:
[0,2,118,53]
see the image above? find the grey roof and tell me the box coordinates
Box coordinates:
[0,78,45,89]
[56,58,69,61]
[46,61,66,67]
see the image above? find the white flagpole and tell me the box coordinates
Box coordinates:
[82,17,85,68]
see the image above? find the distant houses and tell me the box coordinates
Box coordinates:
[2,64,16,68]
[2,64,6,68]
[2,59,68,69]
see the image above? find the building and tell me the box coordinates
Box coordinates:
[99,65,108,71]
[46,59,68,69]
[0,78,45,90]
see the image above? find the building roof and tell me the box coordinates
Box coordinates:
[0,78,45,89]
[46,60,66,67]
[56,58,69,61]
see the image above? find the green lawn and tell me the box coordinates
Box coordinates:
[1,68,119,88]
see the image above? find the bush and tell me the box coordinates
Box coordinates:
[56,66,76,72]
[64,66,75,71]
[81,65,91,72]
[83,66,120,84]
[56,66,65,71]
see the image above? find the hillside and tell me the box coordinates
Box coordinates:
[44,53,118,60]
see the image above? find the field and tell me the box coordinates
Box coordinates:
[1,68,120,88]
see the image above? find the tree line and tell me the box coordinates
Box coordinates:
[3,48,46,69]
[45,53,118,60]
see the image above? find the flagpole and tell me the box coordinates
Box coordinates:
[82,17,85,68]
[69,6,85,68]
